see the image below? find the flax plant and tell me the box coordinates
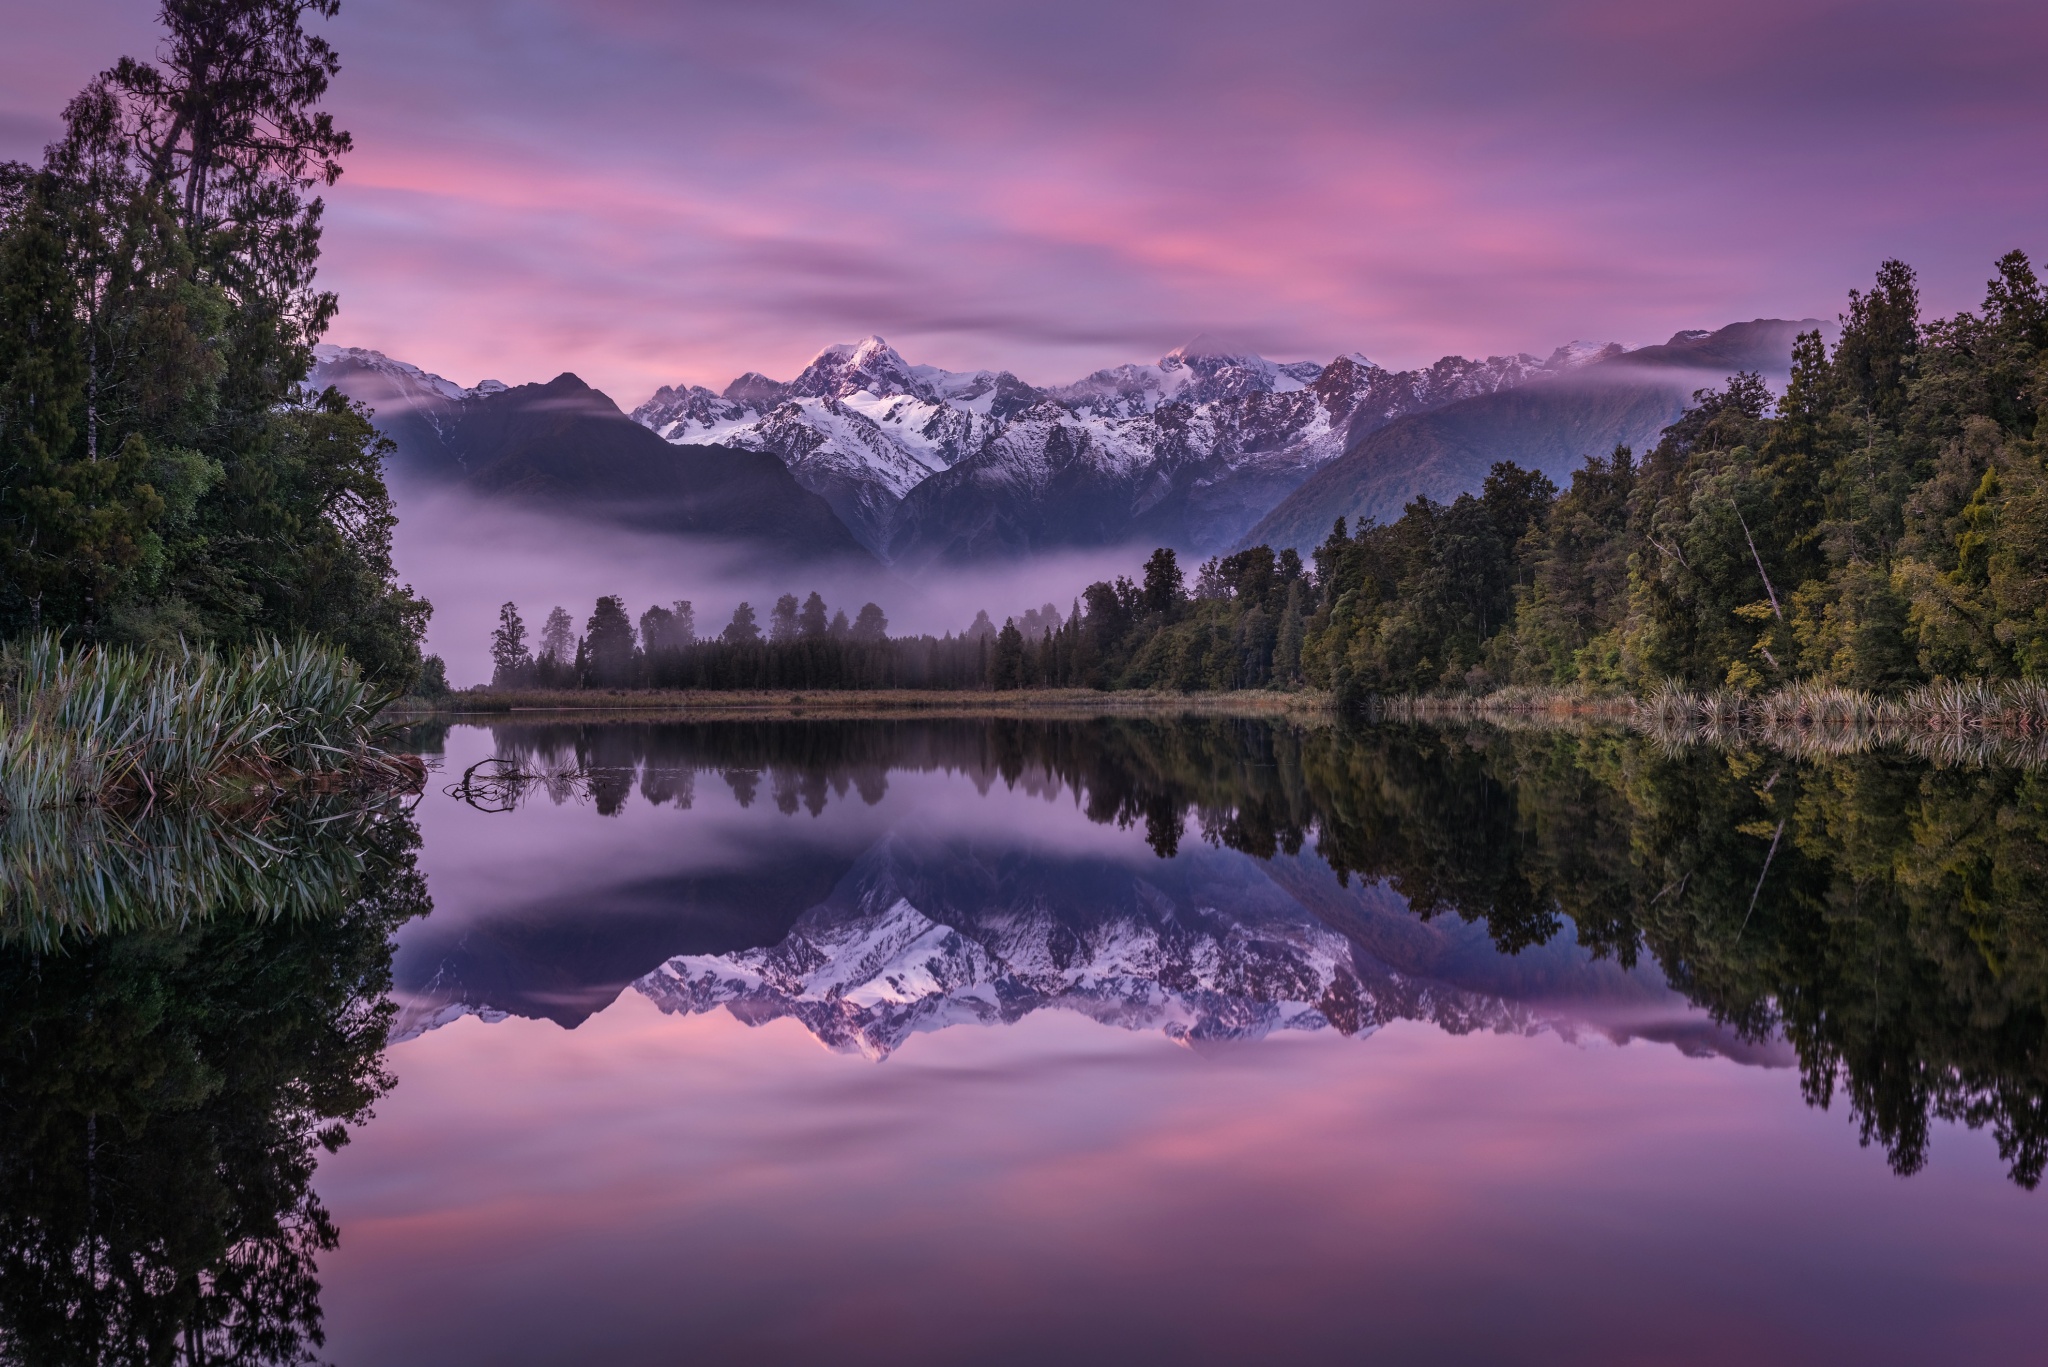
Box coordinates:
[0,634,409,814]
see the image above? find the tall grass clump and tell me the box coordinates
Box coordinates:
[0,634,414,814]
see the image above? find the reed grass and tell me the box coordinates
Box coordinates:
[0,633,416,814]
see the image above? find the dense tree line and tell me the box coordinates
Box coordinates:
[0,0,429,685]
[1299,252,2048,705]
[1057,252,2045,704]
[488,592,1012,691]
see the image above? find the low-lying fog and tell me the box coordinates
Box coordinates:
[395,489,1153,686]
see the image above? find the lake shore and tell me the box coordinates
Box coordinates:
[390,686,1338,722]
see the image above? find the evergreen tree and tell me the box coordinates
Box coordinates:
[584,595,635,684]
[768,592,799,643]
[992,617,1025,688]
[723,601,760,645]
[798,590,829,638]
[638,602,676,653]
[537,605,573,667]
[490,600,531,686]
[0,0,428,682]
[1141,547,1184,617]
[852,602,887,642]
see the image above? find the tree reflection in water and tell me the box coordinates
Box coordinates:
[471,716,2048,1187]
[0,803,429,1366]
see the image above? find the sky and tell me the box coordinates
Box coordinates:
[3,0,2045,405]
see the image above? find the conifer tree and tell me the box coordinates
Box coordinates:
[490,601,531,686]
[723,602,761,645]
[797,591,829,639]
[584,596,635,684]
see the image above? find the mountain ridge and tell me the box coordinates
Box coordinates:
[310,345,877,565]
[1247,317,1827,550]
[317,318,1821,569]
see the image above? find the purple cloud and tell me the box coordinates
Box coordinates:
[3,0,2043,403]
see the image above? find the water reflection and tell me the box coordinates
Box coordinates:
[0,802,428,1365]
[9,713,2046,1366]
[405,717,2048,1188]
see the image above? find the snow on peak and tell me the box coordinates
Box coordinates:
[790,334,932,403]
[310,344,493,402]
[633,887,1364,1060]
[1547,339,1625,369]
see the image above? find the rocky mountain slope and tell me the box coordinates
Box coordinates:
[634,335,1618,564]
[1248,319,1825,552]
[311,345,874,565]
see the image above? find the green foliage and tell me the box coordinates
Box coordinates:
[1273,251,2048,704]
[0,632,404,813]
[0,1,427,686]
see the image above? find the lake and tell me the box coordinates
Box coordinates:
[5,714,2046,1364]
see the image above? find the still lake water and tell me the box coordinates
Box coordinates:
[8,715,2048,1364]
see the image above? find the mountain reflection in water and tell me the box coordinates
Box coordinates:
[8,714,2048,1366]
[399,716,2048,1189]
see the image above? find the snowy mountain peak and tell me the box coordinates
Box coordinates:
[1547,339,1626,369]
[790,334,933,403]
[312,343,478,402]
[1163,332,1264,367]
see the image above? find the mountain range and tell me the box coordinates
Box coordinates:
[310,346,873,565]
[396,821,1781,1066]
[315,318,1821,570]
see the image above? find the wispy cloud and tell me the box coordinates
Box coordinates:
[5,0,2044,404]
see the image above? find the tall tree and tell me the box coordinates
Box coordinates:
[537,605,573,666]
[798,591,829,639]
[584,595,635,685]
[722,602,760,645]
[490,601,530,686]
[768,592,800,643]
[0,0,428,683]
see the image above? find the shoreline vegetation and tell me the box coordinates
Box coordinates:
[0,635,423,817]
[391,685,1336,721]
[395,676,2048,767]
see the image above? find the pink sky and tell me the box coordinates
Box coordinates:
[313,998,2048,1365]
[3,0,2044,403]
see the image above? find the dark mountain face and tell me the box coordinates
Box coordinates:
[1248,318,1825,552]
[312,352,876,565]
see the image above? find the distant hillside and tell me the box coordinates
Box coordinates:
[312,349,875,565]
[1247,319,1824,553]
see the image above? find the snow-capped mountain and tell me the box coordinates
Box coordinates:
[311,343,508,460]
[307,345,876,563]
[630,334,1620,562]
[395,823,1768,1066]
